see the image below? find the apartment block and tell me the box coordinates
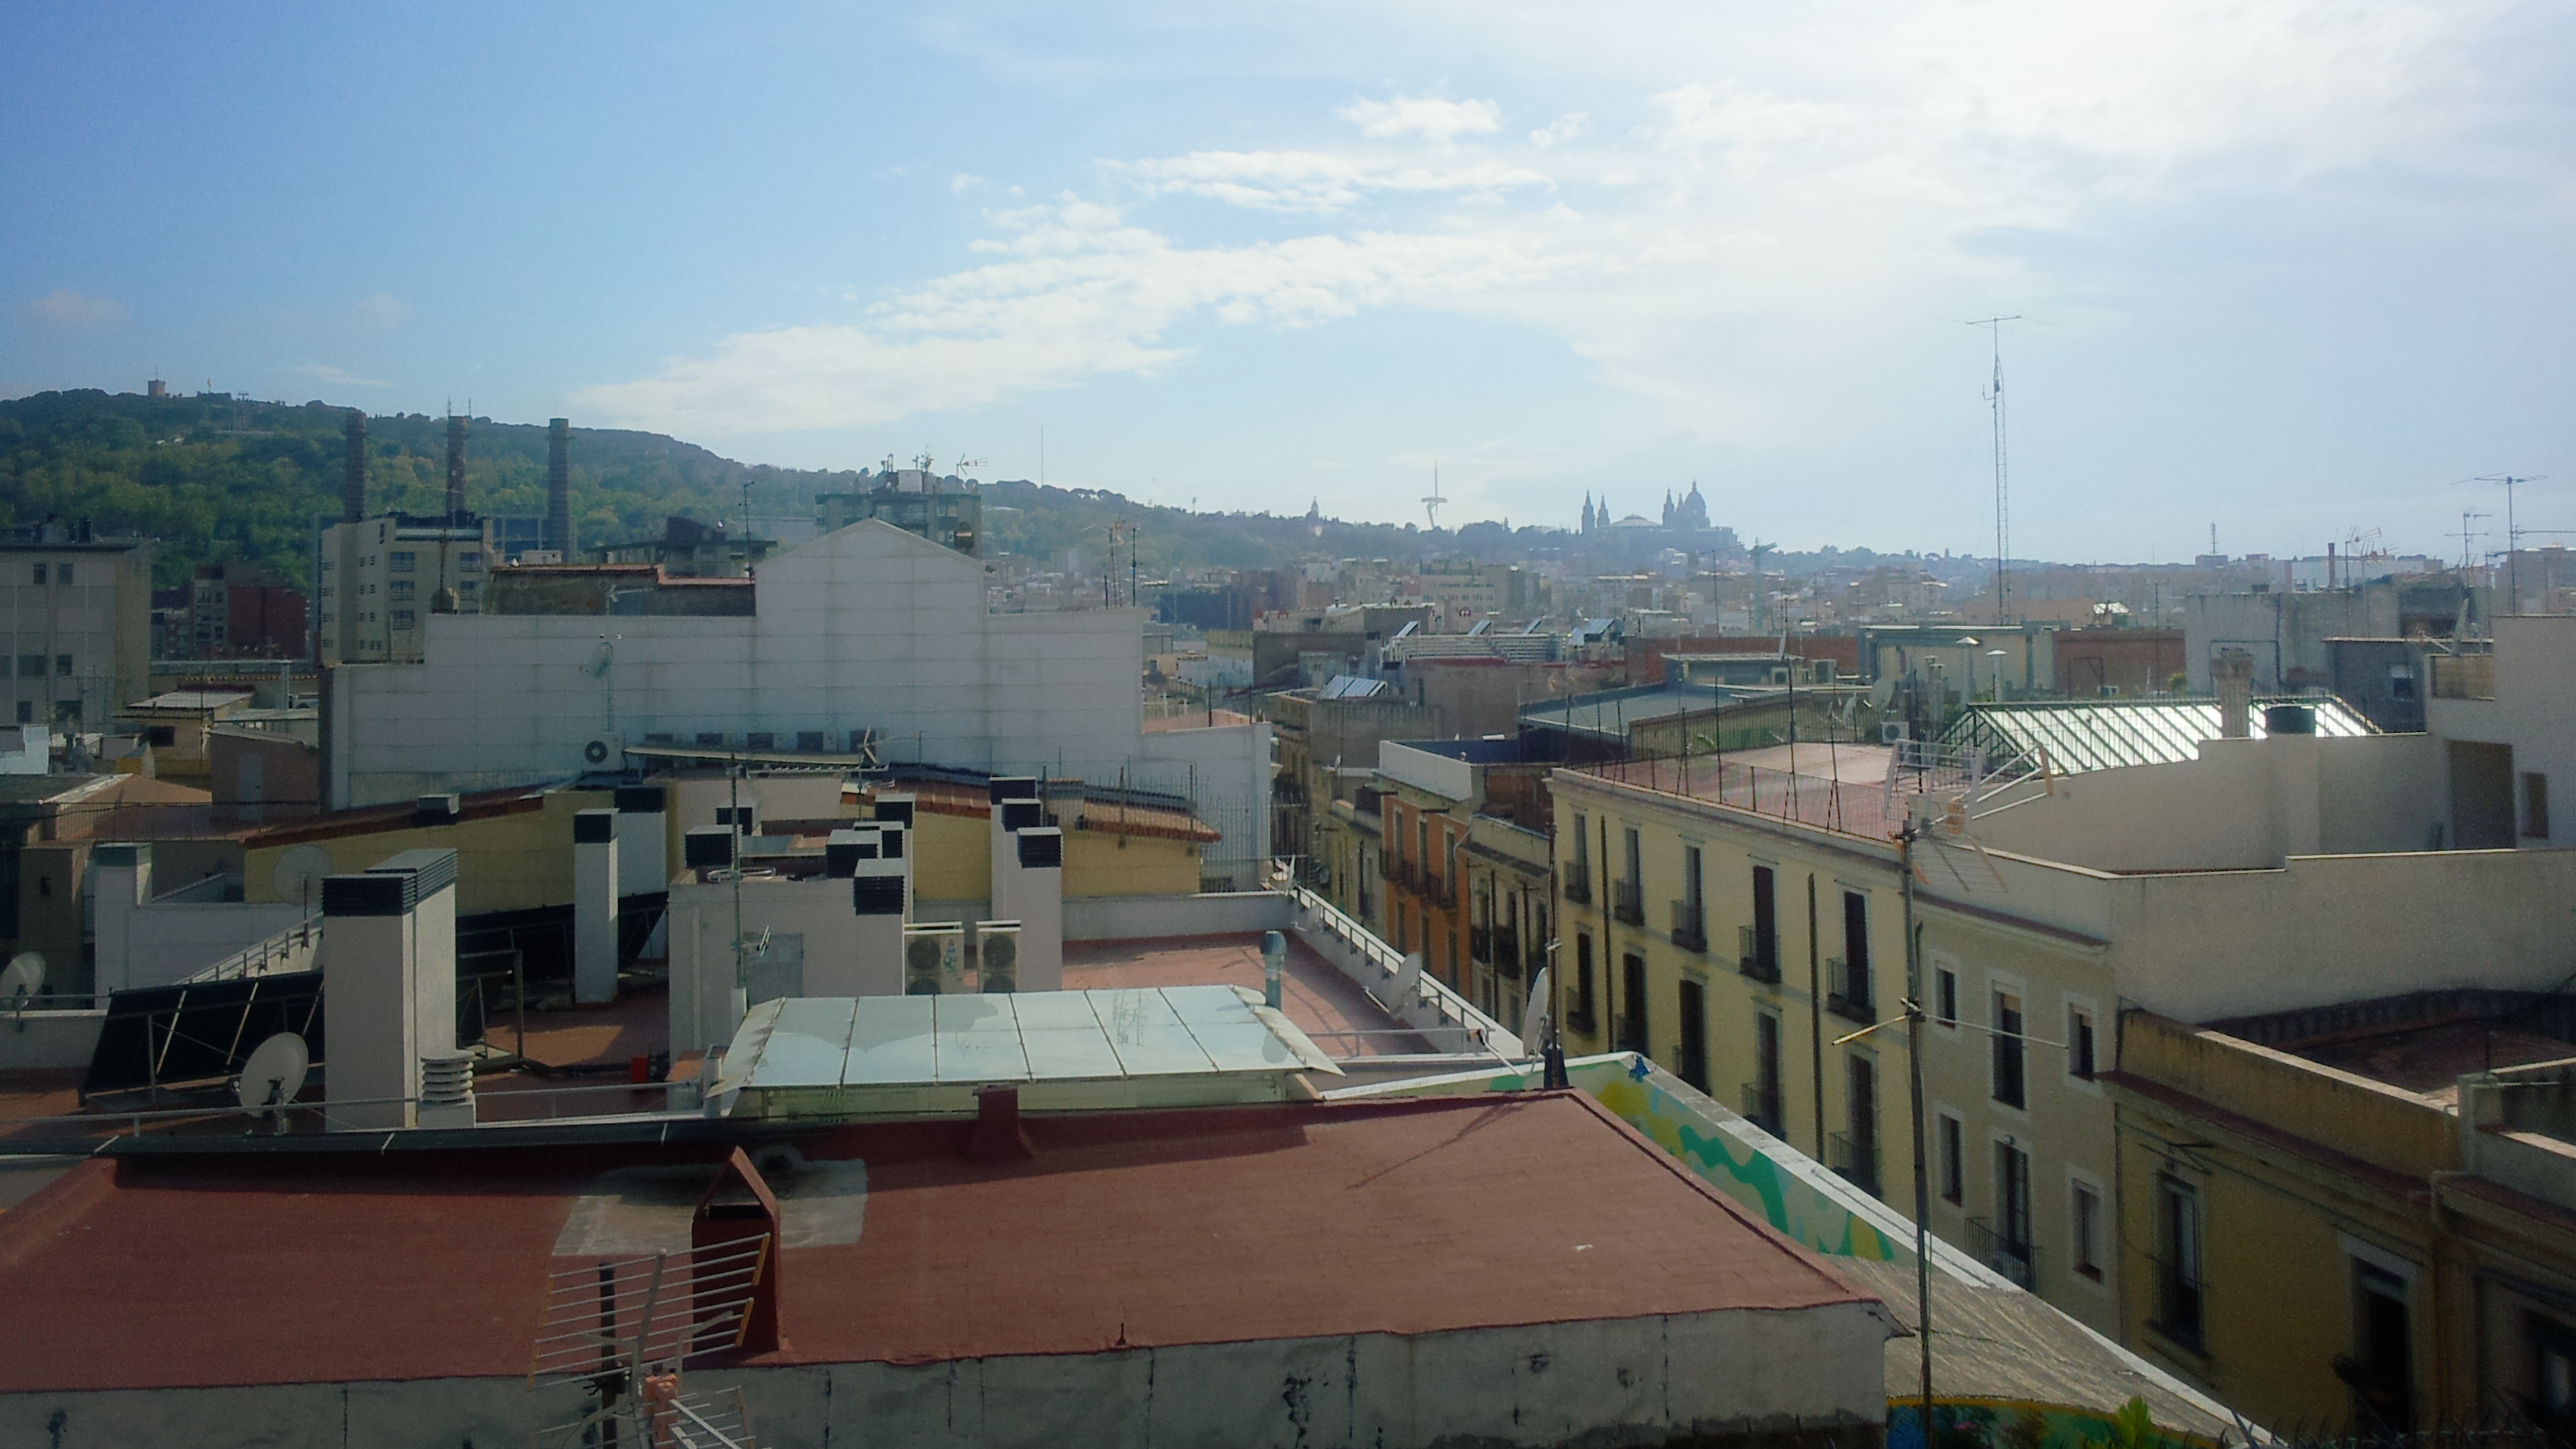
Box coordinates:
[0,530,153,733]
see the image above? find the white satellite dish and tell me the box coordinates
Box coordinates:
[2,952,44,1008]
[1868,675,1898,711]
[270,845,335,908]
[235,1032,310,1111]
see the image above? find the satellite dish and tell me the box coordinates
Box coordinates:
[235,1032,309,1111]
[271,845,335,908]
[1869,676,1897,711]
[2,952,44,1008]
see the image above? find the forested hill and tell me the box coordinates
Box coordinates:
[0,390,844,588]
[0,389,1575,589]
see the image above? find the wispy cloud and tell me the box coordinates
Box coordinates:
[579,0,2571,454]
[350,293,409,330]
[290,363,391,388]
[22,289,127,330]
[1337,93,1503,145]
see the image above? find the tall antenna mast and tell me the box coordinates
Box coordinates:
[1966,317,2021,626]
[2478,475,2549,616]
[1423,462,1445,530]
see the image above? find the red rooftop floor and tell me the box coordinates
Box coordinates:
[0,1091,1874,1394]
[1064,931,1435,1056]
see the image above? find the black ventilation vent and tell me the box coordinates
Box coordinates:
[325,873,412,917]
[874,797,915,826]
[881,826,905,860]
[988,776,1038,804]
[683,826,735,870]
[1001,800,1044,833]
[1017,829,1063,870]
[573,809,616,845]
[852,874,907,916]
[613,785,666,814]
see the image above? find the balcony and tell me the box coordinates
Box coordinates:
[1738,925,1780,985]
[1669,902,1707,954]
[1469,925,1493,965]
[1492,927,1521,977]
[1966,1216,2037,1290]
[1559,863,1592,906]
[2148,1255,2204,1350]
[1612,878,1644,927]
[1739,1081,1784,1137]
[1827,1132,1881,1198]
[1824,959,1875,1024]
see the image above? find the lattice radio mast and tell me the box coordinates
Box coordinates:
[1967,317,2021,625]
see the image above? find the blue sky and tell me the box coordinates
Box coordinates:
[5,1,2570,563]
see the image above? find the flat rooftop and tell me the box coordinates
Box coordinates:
[1064,932,1436,1058]
[0,1091,1877,1394]
[2209,989,2576,1107]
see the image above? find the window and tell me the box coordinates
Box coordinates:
[2068,1004,2098,1079]
[391,608,417,628]
[29,563,45,584]
[2350,1260,2415,1430]
[1937,1112,1965,1204]
[11,702,28,724]
[1936,964,1960,1026]
[1674,843,1706,951]
[389,551,416,571]
[2529,772,2552,841]
[388,579,415,600]
[1748,1013,1784,1134]
[2388,664,2417,701]
[458,551,482,568]
[1745,864,1779,980]
[1836,1054,1881,1197]
[2072,1180,2104,1280]
[1677,978,1708,1090]
[1571,934,1597,1032]
[144,725,175,747]
[1832,890,1873,1017]
[2154,1176,2204,1349]
[15,654,40,678]
[1989,1141,2034,1283]
[53,655,70,677]
[1615,825,1644,924]
[57,562,72,584]
[1617,952,1648,1053]
[2536,1316,2576,1438]
[1992,988,2027,1108]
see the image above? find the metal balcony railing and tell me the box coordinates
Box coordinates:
[1559,862,1592,905]
[1669,902,1707,954]
[1493,927,1521,976]
[1612,878,1644,926]
[2148,1253,2205,1349]
[1966,1216,2037,1290]
[1824,958,1875,1023]
[1827,1132,1881,1198]
[1738,924,1780,984]
[1740,1081,1784,1137]
[1469,926,1493,964]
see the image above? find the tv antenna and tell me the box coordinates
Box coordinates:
[1964,317,2022,626]
[2478,475,2549,614]
[1423,463,1446,530]
[2453,510,2491,573]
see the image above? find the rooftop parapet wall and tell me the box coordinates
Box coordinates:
[2112,1009,2458,1181]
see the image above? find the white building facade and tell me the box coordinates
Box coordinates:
[326,520,1272,884]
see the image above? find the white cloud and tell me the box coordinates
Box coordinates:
[23,289,126,330]
[1530,113,1590,149]
[1112,149,1551,214]
[951,173,985,192]
[1337,93,1503,145]
[290,363,391,387]
[351,293,410,330]
[577,199,1580,433]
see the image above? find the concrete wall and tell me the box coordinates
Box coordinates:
[668,876,881,1054]
[330,522,1158,810]
[1063,890,1292,943]
[1972,734,2445,871]
[242,789,612,912]
[117,903,310,990]
[2427,616,2576,848]
[2119,1010,2454,1179]
[0,1306,1886,1449]
[0,1006,104,1070]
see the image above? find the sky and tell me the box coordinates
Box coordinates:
[4,0,2571,563]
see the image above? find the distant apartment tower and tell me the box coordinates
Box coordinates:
[545,419,572,559]
[315,417,492,665]
[0,525,154,730]
[187,563,309,660]
[815,470,982,555]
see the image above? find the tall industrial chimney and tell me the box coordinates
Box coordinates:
[342,410,368,522]
[444,414,468,521]
[547,418,572,557]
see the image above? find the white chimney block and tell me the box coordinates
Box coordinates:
[322,849,458,1132]
[612,785,669,890]
[574,808,620,1004]
[1012,827,1064,992]
[89,842,153,996]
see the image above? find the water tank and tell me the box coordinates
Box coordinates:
[2263,703,2317,736]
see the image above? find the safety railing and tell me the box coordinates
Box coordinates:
[182,910,323,984]
[1669,902,1706,953]
[1292,886,1522,1060]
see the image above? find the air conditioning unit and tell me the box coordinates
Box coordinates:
[1880,721,1910,744]
[579,733,625,771]
[977,922,1022,994]
[902,923,963,996]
